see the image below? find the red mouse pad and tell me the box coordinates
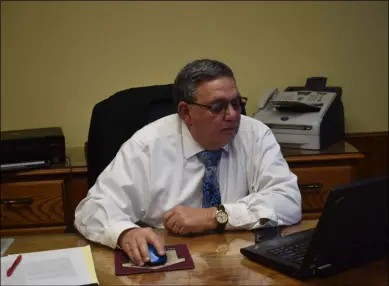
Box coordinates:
[114,244,195,275]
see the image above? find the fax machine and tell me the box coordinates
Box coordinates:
[253,77,345,150]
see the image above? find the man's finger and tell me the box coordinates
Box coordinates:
[123,243,135,264]
[130,243,144,266]
[178,225,188,236]
[165,214,179,231]
[137,240,150,263]
[147,235,165,256]
[163,210,174,226]
[122,240,131,253]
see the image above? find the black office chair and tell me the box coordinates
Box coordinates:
[86,84,176,188]
[86,84,247,189]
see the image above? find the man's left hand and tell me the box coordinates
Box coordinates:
[163,206,217,235]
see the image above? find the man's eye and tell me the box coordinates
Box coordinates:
[232,99,241,107]
[211,102,224,113]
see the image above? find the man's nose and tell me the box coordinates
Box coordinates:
[224,104,239,120]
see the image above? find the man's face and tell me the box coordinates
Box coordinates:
[179,77,242,150]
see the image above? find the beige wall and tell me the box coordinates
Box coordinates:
[1,1,388,147]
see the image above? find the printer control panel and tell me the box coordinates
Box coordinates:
[271,91,324,107]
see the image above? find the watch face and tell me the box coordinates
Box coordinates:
[216,211,228,224]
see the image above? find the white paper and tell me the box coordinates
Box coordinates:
[0,246,97,285]
[1,238,14,257]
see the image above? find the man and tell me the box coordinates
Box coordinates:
[74,59,302,267]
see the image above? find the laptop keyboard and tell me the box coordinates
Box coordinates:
[267,240,310,264]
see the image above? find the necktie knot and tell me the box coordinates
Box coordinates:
[197,149,222,167]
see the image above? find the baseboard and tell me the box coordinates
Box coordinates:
[345,131,388,179]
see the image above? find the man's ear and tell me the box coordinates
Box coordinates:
[177,102,192,125]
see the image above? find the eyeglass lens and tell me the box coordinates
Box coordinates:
[211,97,246,114]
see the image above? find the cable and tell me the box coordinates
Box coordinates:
[64,155,74,233]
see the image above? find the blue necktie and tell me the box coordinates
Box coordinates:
[197,149,222,208]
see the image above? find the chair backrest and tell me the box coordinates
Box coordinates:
[86,84,176,188]
[86,84,247,189]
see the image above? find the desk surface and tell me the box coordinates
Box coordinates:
[3,220,387,285]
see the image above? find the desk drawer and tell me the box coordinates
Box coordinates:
[1,180,65,228]
[292,165,354,212]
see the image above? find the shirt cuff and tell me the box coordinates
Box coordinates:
[107,221,139,249]
[223,203,278,228]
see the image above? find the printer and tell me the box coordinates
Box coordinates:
[1,127,65,171]
[253,77,345,150]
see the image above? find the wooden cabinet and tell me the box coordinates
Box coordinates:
[0,170,73,236]
[0,141,363,236]
[293,165,354,212]
[1,180,65,228]
[285,141,364,218]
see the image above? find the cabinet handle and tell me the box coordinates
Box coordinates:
[298,183,323,193]
[1,198,34,206]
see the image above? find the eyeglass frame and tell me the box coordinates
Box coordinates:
[185,96,248,115]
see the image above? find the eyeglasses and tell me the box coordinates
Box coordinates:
[188,96,248,115]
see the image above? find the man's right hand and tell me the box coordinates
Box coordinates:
[117,227,165,266]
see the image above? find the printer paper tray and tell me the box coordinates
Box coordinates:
[0,160,51,172]
[267,124,313,131]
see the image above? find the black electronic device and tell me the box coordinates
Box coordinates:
[241,176,388,280]
[1,127,65,171]
[146,244,167,266]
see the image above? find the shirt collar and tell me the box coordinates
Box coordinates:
[181,120,229,159]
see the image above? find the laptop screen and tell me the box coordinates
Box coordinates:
[306,176,388,263]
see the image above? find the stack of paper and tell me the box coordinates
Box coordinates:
[0,245,99,285]
[1,238,14,257]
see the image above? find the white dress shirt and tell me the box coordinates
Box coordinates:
[74,114,302,249]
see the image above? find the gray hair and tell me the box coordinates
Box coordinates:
[172,59,235,108]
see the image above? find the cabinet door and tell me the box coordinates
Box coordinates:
[1,180,65,228]
[292,165,355,213]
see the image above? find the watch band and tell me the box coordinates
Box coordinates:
[217,204,226,212]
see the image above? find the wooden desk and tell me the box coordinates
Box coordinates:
[3,220,387,285]
[1,141,364,236]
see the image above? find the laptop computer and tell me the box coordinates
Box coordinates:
[240,176,388,280]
